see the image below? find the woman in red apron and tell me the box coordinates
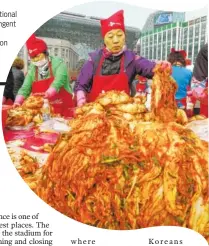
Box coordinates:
[75,10,171,106]
[14,34,74,117]
[190,78,208,117]
[200,81,208,117]
[87,54,129,102]
[32,62,74,117]
[190,44,208,117]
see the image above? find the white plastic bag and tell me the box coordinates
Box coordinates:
[39,117,71,133]
[186,119,208,142]
[7,122,34,131]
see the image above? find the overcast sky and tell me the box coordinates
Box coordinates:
[69,2,208,29]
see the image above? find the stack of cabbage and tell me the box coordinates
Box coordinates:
[34,67,208,241]
[6,95,50,126]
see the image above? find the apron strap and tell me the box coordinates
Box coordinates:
[35,61,53,81]
[49,62,53,77]
[119,55,125,73]
[96,54,125,76]
[96,55,105,76]
[35,67,38,81]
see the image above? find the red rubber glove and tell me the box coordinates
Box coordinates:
[44,87,57,99]
[77,90,86,107]
[155,61,172,75]
[192,87,205,100]
[14,95,24,107]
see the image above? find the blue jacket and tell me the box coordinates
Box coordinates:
[172,66,192,99]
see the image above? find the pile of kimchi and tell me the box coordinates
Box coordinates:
[31,67,208,241]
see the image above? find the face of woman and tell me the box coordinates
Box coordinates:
[31,53,48,67]
[31,53,46,62]
[104,29,125,53]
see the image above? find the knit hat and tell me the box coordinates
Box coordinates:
[26,34,47,58]
[100,10,125,38]
[171,48,187,59]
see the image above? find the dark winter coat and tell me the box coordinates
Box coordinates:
[4,69,14,101]
[12,67,25,96]
[193,43,208,81]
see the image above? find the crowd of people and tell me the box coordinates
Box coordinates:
[3,10,208,118]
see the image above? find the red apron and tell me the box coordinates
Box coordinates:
[136,76,147,92]
[176,98,187,108]
[136,83,146,93]
[87,55,129,102]
[32,62,74,117]
[200,80,208,117]
[4,99,14,105]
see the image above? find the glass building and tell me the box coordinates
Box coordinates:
[181,16,207,62]
[140,11,207,64]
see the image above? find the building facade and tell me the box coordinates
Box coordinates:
[42,37,79,70]
[140,12,207,64]
[181,16,207,62]
[142,11,185,32]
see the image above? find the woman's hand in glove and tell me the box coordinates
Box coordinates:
[154,61,172,75]
[44,87,57,99]
[77,90,86,107]
[192,87,205,100]
[13,95,24,107]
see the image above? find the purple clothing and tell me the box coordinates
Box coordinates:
[75,49,156,93]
